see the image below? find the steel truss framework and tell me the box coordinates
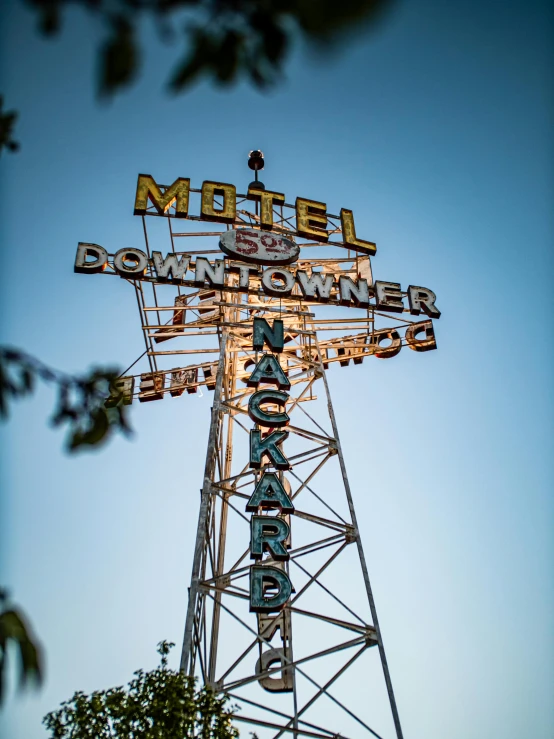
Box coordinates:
[105,189,434,739]
[178,312,404,739]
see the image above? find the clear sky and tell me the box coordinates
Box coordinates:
[1,0,553,737]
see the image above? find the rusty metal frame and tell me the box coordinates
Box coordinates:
[124,204,415,739]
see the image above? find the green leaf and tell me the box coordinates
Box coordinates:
[25,0,395,106]
[43,642,239,738]
[169,27,214,92]
[0,96,20,156]
[20,367,35,394]
[0,605,43,706]
[98,16,139,98]
[213,30,244,85]
[69,407,110,450]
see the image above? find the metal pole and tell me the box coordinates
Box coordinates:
[315,337,405,739]
[180,330,228,673]
[208,315,237,681]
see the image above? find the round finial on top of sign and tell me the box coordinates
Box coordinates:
[248,150,264,171]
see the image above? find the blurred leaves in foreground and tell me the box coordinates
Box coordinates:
[43,641,239,739]
[26,0,393,98]
[1,0,393,154]
[0,96,20,155]
[0,589,43,707]
[0,347,132,452]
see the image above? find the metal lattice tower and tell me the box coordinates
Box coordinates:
[82,154,441,738]
[177,299,405,739]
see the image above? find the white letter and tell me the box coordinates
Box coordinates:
[152,252,190,281]
[338,276,370,308]
[407,285,441,318]
[193,257,225,287]
[296,270,334,301]
[74,243,108,274]
[261,267,295,297]
[113,248,148,277]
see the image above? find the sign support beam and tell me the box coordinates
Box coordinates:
[180,329,228,674]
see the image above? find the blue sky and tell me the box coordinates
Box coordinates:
[1,0,553,737]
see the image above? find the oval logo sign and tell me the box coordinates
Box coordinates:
[219,229,300,265]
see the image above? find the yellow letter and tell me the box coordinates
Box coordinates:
[134,174,190,218]
[247,188,286,230]
[295,197,328,241]
[201,181,236,223]
[340,209,376,255]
